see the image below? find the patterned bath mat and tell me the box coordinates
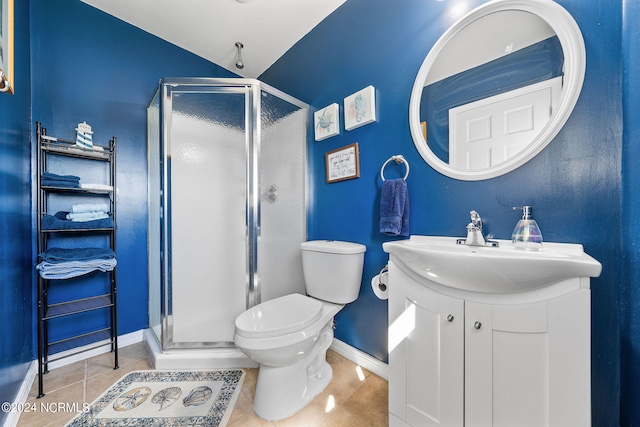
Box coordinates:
[66,369,245,427]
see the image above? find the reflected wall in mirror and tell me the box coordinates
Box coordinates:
[409,0,585,180]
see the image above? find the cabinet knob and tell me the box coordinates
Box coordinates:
[474,321,482,329]
[446,314,454,322]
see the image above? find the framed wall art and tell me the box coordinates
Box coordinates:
[314,103,339,141]
[344,85,376,130]
[325,142,360,183]
[0,0,14,93]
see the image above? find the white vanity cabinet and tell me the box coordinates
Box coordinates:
[388,259,591,427]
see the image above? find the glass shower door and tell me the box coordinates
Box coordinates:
[163,86,250,348]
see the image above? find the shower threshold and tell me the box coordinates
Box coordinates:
[143,329,258,370]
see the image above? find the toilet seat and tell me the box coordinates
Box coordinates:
[235,294,323,339]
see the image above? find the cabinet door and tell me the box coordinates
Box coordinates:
[465,290,590,427]
[389,262,464,427]
[465,300,549,426]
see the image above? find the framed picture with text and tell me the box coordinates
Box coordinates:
[325,143,360,183]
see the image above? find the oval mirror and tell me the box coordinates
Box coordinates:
[409,0,585,180]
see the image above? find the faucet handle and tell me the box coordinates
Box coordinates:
[469,210,482,228]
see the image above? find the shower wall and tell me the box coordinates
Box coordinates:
[259,91,308,303]
[147,79,307,351]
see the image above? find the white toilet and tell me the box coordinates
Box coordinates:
[233,240,366,421]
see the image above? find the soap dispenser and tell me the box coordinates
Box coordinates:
[511,206,543,250]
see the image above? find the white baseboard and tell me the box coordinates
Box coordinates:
[3,362,37,427]
[47,330,144,370]
[330,339,388,380]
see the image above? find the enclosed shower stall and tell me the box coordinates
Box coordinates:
[146,78,308,368]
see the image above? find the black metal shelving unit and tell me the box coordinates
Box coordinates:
[35,121,119,398]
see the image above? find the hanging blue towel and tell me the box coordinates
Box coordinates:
[380,178,410,237]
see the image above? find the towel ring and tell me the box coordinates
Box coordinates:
[381,155,410,181]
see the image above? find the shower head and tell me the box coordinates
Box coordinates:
[235,42,244,70]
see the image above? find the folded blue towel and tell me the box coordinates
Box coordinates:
[380,178,410,237]
[38,247,115,263]
[42,212,113,230]
[41,180,81,188]
[54,211,70,220]
[42,172,81,182]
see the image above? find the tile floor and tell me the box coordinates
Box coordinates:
[17,342,388,427]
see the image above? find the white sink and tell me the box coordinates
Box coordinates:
[383,235,602,293]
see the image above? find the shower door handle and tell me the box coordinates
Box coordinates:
[262,184,279,204]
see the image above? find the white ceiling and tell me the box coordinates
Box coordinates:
[81,0,346,78]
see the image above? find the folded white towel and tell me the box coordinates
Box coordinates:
[66,211,109,222]
[80,183,113,192]
[72,203,109,213]
[36,258,117,279]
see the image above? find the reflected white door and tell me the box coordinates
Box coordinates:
[449,76,562,170]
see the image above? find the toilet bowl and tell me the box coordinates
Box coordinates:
[235,294,342,420]
[233,240,366,421]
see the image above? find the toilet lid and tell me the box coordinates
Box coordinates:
[235,294,323,338]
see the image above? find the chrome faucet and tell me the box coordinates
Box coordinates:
[456,210,499,247]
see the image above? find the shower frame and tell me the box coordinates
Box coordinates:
[147,78,309,356]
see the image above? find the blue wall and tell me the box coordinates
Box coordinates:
[0,0,32,424]
[261,0,622,425]
[621,0,640,424]
[29,0,238,343]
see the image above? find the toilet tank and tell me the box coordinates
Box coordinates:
[301,240,366,304]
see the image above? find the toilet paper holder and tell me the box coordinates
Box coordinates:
[377,264,389,292]
[371,264,390,299]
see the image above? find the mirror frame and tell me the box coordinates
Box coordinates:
[409,0,586,181]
